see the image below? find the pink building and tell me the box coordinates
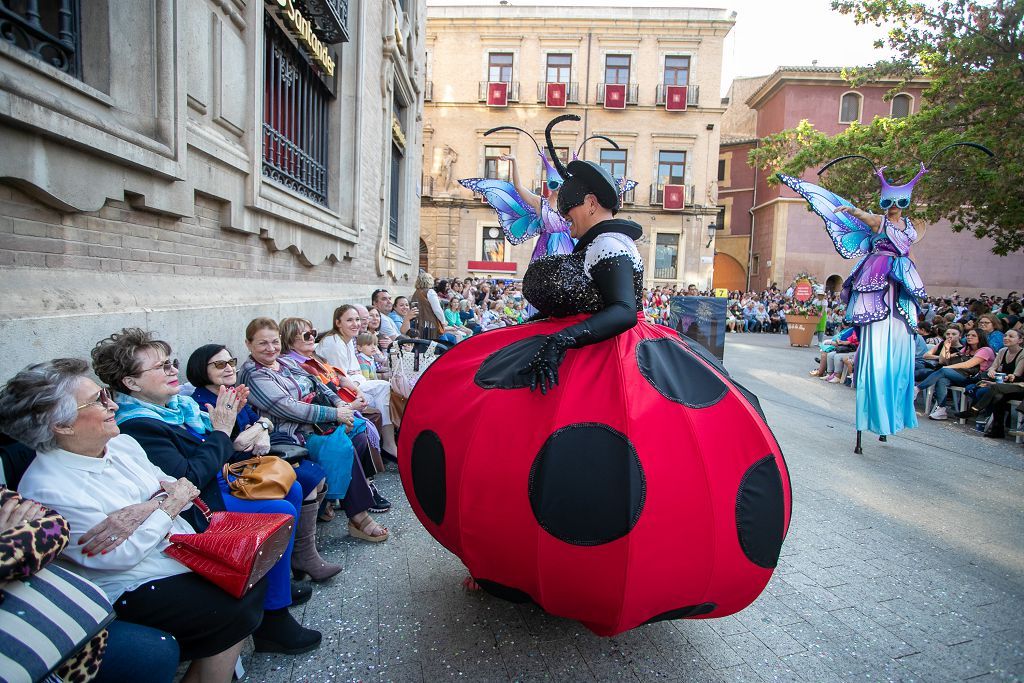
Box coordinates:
[721,66,1023,297]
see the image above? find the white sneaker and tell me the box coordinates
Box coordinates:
[928,406,948,420]
[913,386,920,401]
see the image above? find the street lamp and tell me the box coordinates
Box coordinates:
[705,221,718,248]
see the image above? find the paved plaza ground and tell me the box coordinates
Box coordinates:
[246,333,1023,682]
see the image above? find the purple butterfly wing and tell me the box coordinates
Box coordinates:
[458,178,542,245]
[777,174,873,259]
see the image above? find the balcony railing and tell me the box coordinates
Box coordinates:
[292,0,350,43]
[424,80,433,101]
[536,81,580,104]
[649,184,695,206]
[596,83,639,106]
[478,81,520,102]
[0,0,81,77]
[655,84,700,107]
[621,186,636,205]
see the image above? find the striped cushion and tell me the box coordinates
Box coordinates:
[0,565,113,683]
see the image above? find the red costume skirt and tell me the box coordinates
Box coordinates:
[398,314,791,636]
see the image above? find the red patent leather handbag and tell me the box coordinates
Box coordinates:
[164,499,294,598]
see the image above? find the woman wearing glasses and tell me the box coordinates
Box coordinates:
[91,328,322,655]
[185,344,339,582]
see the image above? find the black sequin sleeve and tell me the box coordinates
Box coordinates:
[560,254,639,348]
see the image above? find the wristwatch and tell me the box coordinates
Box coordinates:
[257,419,271,431]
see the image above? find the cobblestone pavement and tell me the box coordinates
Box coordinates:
[247,333,1023,682]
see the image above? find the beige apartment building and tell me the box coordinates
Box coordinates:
[420,4,734,288]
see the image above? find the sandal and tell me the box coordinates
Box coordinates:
[809,370,822,376]
[318,506,335,523]
[348,514,389,543]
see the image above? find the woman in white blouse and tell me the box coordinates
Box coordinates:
[0,358,266,683]
[317,304,397,456]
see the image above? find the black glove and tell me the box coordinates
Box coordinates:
[520,333,576,394]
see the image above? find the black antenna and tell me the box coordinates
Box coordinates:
[817,154,880,176]
[924,142,994,169]
[483,126,543,156]
[544,114,580,178]
[576,135,619,159]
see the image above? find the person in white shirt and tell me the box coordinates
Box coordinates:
[371,288,402,339]
[0,358,266,683]
[317,305,398,455]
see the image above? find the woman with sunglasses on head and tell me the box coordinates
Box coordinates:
[91,329,322,655]
[186,344,340,581]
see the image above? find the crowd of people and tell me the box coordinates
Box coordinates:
[0,280,483,682]
[805,289,1024,439]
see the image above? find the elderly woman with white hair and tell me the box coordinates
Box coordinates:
[0,358,267,683]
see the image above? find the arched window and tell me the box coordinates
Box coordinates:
[890,93,912,118]
[839,92,862,123]
[419,239,429,273]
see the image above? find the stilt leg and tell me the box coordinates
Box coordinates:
[878,435,887,442]
[854,430,863,454]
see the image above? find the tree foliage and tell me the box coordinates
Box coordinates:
[749,0,1023,254]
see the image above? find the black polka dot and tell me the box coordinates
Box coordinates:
[529,423,645,546]
[411,430,446,525]
[475,579,533,604]
[474,336,548,390]
[636,338,728,408]
[735,455,786,568]
[642,602,716,625]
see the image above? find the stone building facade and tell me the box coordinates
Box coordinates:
[419,4,734,289]
[0,0,426,381]
[720,66,1024,296]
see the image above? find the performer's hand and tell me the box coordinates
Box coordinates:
[519,333,575,395]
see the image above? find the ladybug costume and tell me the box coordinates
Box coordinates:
[398,115,791,636]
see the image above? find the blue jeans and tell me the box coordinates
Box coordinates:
[917,367,969,408]
[293,459,326,498]
[219,474,302,610]
[94,621,179,682]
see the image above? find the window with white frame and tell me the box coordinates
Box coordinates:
[663,55,690,86]
[546,53,571,83]
[604,54,631,84]
[481,226,506,262]
[839,92,862,123]
[484,145,511,181]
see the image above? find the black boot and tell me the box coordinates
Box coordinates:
[252,608,322,654]
[984,423,1006,439]
[291,581,312,605]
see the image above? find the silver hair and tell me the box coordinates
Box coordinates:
[0,358,91,451]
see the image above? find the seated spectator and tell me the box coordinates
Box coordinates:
[977,313,1004,352]
[918,327,962,381]
[240,317,388,543]
[90,330,321,654]
[767,303,783,333]
[388,295,416,337]
[458,298,483,334]
[480,300,507,331]
[316,306,398,457]
[0,359,266,680]
[412,272,458,344]
[371,289,401,341]
[755,305,770,333]
[444,298,473,339]
[185,344,340,583]
[956,328,1024,437]
[366,308,394,352]
[809,327,858,381]
[0,484,181,683]
[355,333,384,380]
[918,329,994,420]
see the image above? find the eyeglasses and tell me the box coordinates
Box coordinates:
[880,197,911,210]
[138,359,179,376]
[208,357,238,370]
[301,330,318,342]
[77,388,115,411]
[253,339,281,349]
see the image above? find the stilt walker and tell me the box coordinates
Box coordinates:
[779,142,993,453]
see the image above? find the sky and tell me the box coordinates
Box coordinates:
[427,0,898,95]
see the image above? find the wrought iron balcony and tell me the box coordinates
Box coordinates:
[596,83,639,106]
[478,81,520,103]
[0,0,81,77]
[291,0,349,44]
[649,184,695,206]
[536,81,580,104]
[655,84,700,107]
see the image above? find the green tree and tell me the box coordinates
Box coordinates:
[749,0,1023,254]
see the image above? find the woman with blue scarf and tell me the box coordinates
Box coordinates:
[91,328,322,656]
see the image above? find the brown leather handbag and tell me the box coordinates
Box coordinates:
[222,456,297,500]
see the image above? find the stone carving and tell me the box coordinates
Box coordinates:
[439,145,458,193]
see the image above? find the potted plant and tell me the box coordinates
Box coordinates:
[786,274,823,346]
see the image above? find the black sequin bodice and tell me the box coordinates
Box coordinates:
[523,251,644,318]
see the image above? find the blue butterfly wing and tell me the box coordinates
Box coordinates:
[458,178,542,245]
[615,177,639,196]
[777,174,873,259]
[544,231,576,257]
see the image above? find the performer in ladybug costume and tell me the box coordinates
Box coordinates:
[399,114,791,637]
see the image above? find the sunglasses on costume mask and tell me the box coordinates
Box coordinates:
[879,197,911,210]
